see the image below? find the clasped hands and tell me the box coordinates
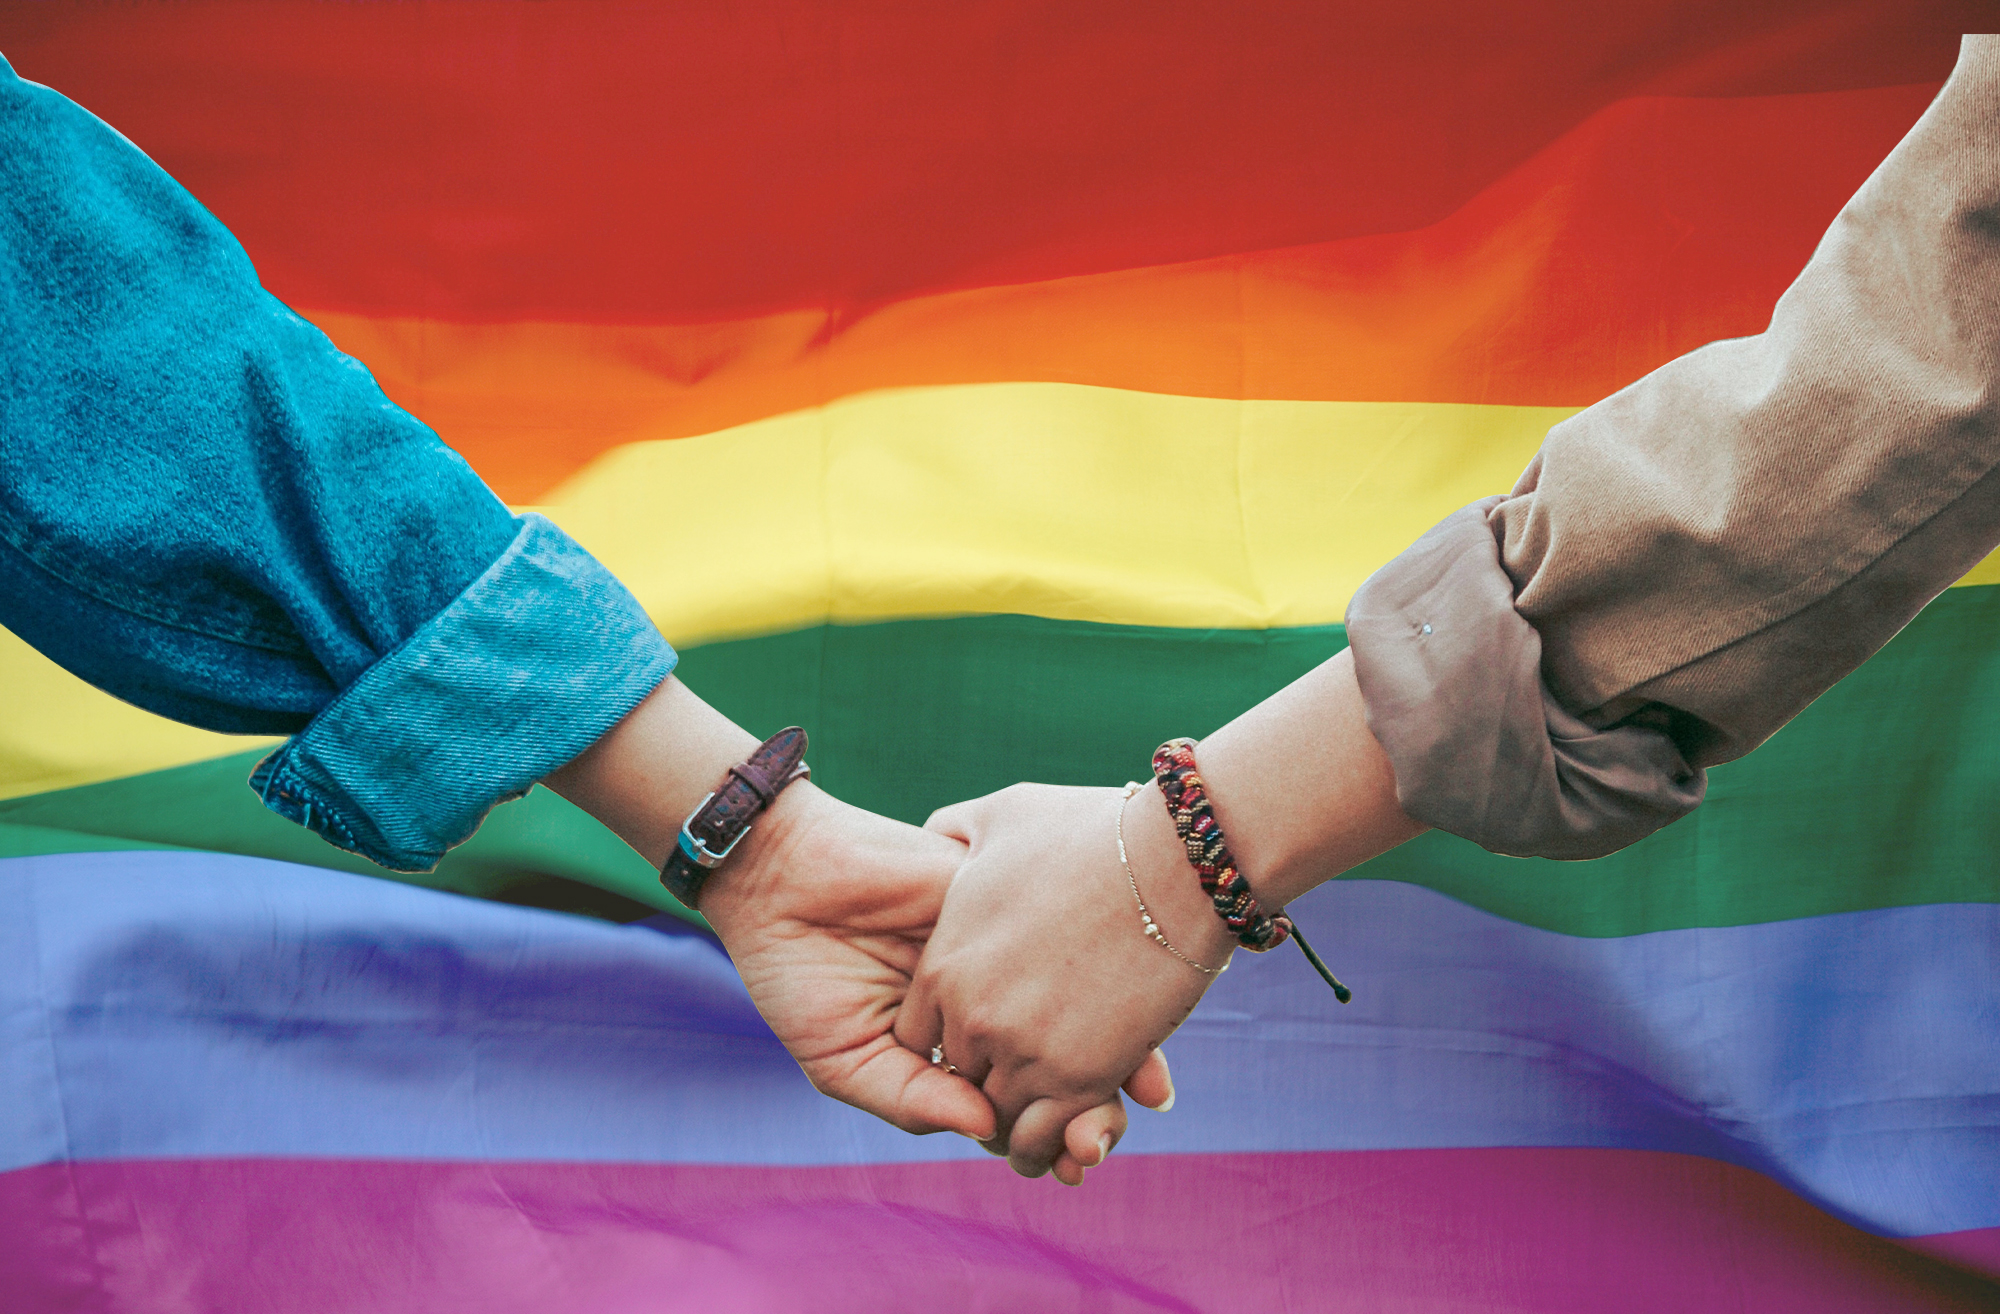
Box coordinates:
[550,653,1415,1187]
[702,775,1225,1187]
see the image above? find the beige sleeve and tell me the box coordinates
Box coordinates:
[1347,35,2000,858]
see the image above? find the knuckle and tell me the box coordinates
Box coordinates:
[1042,1058,1107,1099]
[953,1003,1006,1054]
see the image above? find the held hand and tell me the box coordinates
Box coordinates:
[554,659,1418,1174]
[542,677,1175,1168]
[897,782,1234,1178]
[698,782,999,1139]
[1026,1045,1176,1187]
[701,780,1167,1183]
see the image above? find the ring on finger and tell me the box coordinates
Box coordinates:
[930,1045,960,1076]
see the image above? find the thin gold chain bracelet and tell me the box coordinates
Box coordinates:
[1117,782,1226,976]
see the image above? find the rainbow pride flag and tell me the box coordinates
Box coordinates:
[3,5,1996,1309]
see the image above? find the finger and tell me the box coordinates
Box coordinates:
[1122,1046,1176,1112]
[888,991,998,1127]
[973,1067,1026,1156]
[1063,1096,1127,1170]
[826,1038,997,1141]
[942,1037,995,1092]
[1004,1097,1082,1178]
[891,960,944,1057]
[976,1055,1079,1160]
[1049,1096,1126,1181]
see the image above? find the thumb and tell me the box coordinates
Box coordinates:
[923,798,984,845]
[1123,1046,1175,1112]
[819,1039,998,1140]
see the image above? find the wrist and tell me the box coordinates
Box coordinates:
[542,677,826,938]
[1124,781,1238,967]
[543,676,758,869]
[1188,648,1424,910]
[1194,766,1323,912]
[697,779,826,943]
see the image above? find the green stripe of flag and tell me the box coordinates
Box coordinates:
[7,586,1998,937]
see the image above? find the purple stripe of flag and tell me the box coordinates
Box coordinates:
[4,1150,1995,1312]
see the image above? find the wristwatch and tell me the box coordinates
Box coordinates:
[658,726,810,909]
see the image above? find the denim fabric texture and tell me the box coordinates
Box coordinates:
[0,57,676,871]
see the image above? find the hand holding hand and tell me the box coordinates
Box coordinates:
[546,676,1230,1172]
[699,783,999,1138]
[897,781,1232,1178]
[707,781,1171,1181]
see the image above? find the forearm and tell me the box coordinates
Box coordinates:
[0,61,675,873]
[1185,648,1426,911]
[905,648,1422,1175]
[1108,647,1426,970]
[1345,36,2000,861]
[1498,35,2000,754]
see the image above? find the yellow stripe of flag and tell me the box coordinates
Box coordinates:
[9,381,1998,798]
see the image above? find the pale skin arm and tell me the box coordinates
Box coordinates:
[542,675,1168,1173]
[1188,646,1425,910]
[898,646,1426,1176]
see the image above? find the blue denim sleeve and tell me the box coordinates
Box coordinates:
[0,59,676,872]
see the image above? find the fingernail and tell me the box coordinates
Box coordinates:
[1155,1086,1175,1113]
[1095,1132,1113,1164]
[952,1130,984,1142]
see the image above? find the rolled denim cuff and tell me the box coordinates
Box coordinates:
[249,514,675,872]
[1347,499,1705,860]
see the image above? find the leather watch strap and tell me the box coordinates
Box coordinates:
[659,726,810,909]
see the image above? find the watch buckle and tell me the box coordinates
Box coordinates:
[678,792,749,869]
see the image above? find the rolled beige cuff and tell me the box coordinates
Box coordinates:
[1347,499,1705,860]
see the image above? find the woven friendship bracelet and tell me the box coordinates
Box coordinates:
[1151,737,1352,1001]
[1151,738,1292,951]
[1117,782,1226,976]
